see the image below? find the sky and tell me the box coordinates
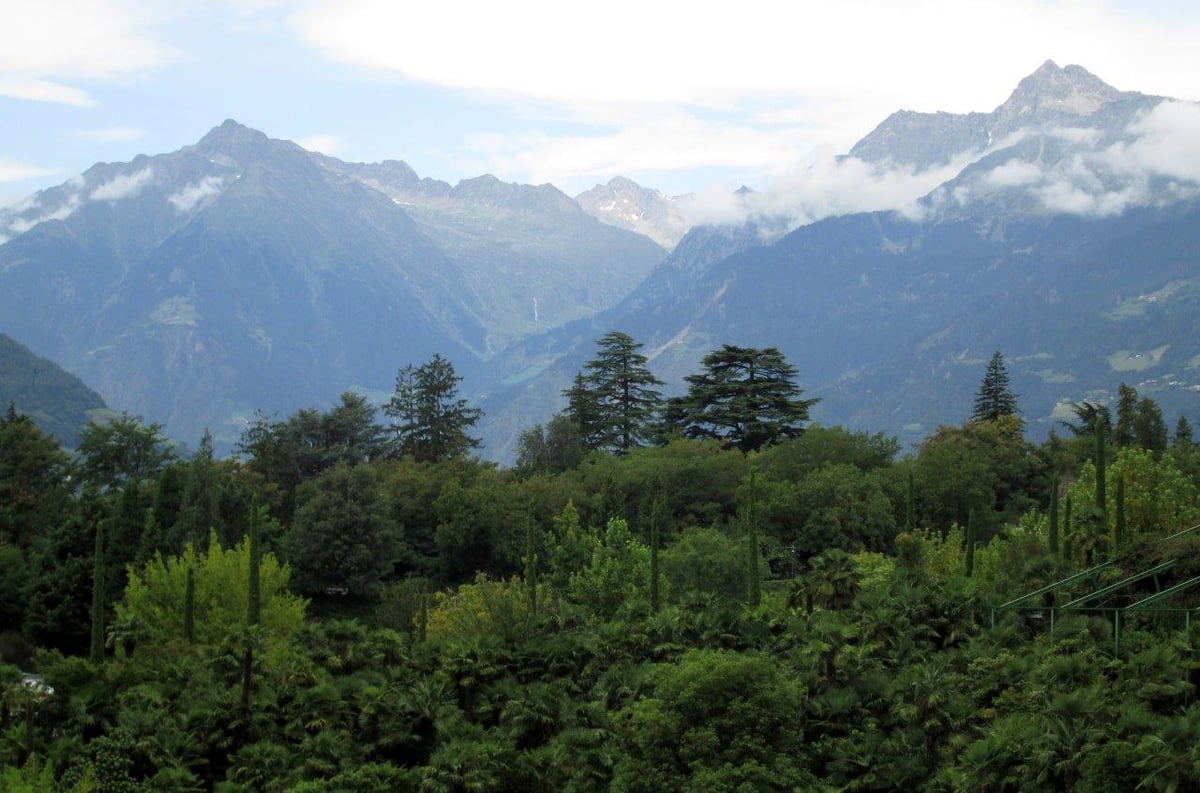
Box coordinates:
[2,0,1199,209]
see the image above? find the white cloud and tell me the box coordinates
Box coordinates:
[290,0,1200,150]
[985,160,1045,188]
[678,148,972,230]
[68,126,147,142]
[168,176,226,211]
[8,194,82,234]
[293,134,342,155]
[90,167,155,201]
[0,157,61,183]
[0,0,173,105]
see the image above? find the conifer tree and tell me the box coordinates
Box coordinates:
[1095,418,1107,519]
[385,354,482,462]
[971,351,1018,423]
[566,331,663,452]
[667,345,817,453]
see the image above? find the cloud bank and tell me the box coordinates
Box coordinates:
[90,167,155,201]
[0,1,172,106]
[168,176,226,212]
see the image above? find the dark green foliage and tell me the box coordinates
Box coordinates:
[565,331,664,452]
[77,412,174,491]
[513,413,585,475]
[666,344,817,453]
[288,462,396,597]
[971,351,1019,423]
[1096,417,1107,518]
[169,428,223,552]
[1175,415,1194,447]
[1114,383,1139,447]
[1062,401,1112,438]
[239,392,389,521]
[385,354,481,463]
[0,405,73,550]
[1135,396,1168,455]
[0,334,107,448]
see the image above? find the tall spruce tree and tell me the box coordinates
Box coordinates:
[566,331,663,453]
[971,351,1019,423]
[666,345,817,453]
[385,354,482,462]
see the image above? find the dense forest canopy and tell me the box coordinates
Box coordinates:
[2,342,1200,790]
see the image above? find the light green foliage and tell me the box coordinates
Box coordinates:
[117,531,306,651]
[0,758,95,792]
[544,500,593,594]
[424,573,545,647]
[568,517,650,618]
[1068,448,1200,540]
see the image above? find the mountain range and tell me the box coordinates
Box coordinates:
[1,60,1197,457]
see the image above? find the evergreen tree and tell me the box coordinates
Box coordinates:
[1113,383,1139,447]
[565,331,664,452]
[971,351,1019,423]
[1174,415,1194,447]
[1134,396,1168,454]
[667,345,817,453]
[385,354,481,462]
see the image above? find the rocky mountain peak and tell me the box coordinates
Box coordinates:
[996,60,1124,118]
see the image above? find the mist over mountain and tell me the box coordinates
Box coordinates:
[0,122,663,450]
[476,62,1200,458]
[1,61,1197,459]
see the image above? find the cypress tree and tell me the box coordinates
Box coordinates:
[247,497,261,627]
[1048,477,1060,556]
[1115,474,1126,555]
[905,466,916,533]
[1063,496,1073,563]
[745,472,762,607]
[90,518,105,665]
[1095,418,1107,519]
[964,511,976,579]
[524,506,538,618]
[649,492,664,614]
[183,565,195,643]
